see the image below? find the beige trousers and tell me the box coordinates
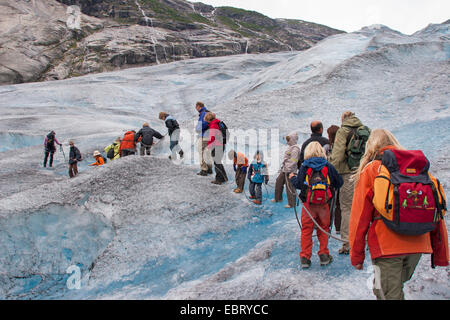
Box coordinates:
[339,173,355,246]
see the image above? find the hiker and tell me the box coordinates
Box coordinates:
[327,124,342,233]
[43,130,62,168]
[195,102,213,176]
[120,130,137,157]
[105,137,121,161]
[349,129,449,300]
[228,149,248,194]
[329,111,370,255]
[298,121,330,167]
[290,142,343,268]
[159,112,184,160]
[135,122,164,156]
[272,132,300,208]
[204,112,228,185]
[89,150,105,166]
[247,150,269,205]
[68,140,82,178]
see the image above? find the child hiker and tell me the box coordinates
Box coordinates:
[228,149,248,193]
[290,141,343,269]
[247,150,269,205]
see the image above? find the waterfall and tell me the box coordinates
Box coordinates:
[134,0,160,65]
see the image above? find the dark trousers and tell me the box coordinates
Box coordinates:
[235,169,246,190]
[275,171,297,207]
[334,195,342,233]
[122,149,136,157]
[249,182,262,201]
[140,144,151,156]
[211,146,227,183]
[69,162,78,178]
[170,139,183,158]
[44,150,55,167]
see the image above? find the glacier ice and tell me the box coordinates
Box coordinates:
[0,21,449,300]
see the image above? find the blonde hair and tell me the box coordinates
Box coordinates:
[204,112,216,122]
[304,141,327,160]
[143,122,149,127]
[352,129,404,184]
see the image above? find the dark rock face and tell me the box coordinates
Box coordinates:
[1,0,345,85]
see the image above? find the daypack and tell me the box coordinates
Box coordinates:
[107,143,116,159]
[373,149,447,236]
[305,166,332,205]
[218,121,230,145]
[345,125,371,170]
[46,133,55,149]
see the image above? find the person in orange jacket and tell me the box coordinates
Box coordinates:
[119,130,137,157]
[349,129,449,300]
[228,149,248,193]
[89,150,105,166]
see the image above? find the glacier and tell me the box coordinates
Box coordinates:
[0,22,449,300]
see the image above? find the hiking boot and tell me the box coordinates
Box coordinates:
[197,171,208,176]
[207,168,213,175]
[284,205,293,209]
[338,244,350,255]
[253,200,262,205]
[234,188,243,193]
[179,151,184,159]
[211,180,224,185]
[300,257,311,269]
[319,254,333,266]
[271,199,280,203]
[249,195,256,200]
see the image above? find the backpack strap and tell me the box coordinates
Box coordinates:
[305,168,313,186]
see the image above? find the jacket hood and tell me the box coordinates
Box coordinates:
[303,157,328,171]
[342,115,363,128]
[287,132,299,146]
[254,150,264,162]
[165,115,175,121]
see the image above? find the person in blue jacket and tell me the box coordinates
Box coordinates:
[195,102,212,176]
[247,150,269,205]
[289,141,343,269]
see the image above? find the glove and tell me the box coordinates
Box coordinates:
[233,164,236,172]
[241,166,247,174]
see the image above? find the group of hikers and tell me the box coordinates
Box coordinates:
[42,103,448,300]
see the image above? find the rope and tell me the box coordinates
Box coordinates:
[285,173,345,242]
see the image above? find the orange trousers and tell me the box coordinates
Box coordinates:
[300,203,331,260]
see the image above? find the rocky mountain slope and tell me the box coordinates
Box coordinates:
[0,0,344,85]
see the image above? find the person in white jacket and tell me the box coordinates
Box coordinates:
[272,131,301,208]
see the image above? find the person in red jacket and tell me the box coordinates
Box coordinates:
[349,129,449,300]
[119,130,136,157]
[204,112,228,185]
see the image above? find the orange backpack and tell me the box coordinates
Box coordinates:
[373,149,447,235]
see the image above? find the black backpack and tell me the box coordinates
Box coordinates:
[102,155,107,163]
[218,121,230,145]
[107,143,116,159]
[46,133,55,149]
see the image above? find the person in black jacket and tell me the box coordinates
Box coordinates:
[159,112,184,160]
[43,130,62,168]
[68,140,82,178]
[134,122,164,156]
[298,121,330,167]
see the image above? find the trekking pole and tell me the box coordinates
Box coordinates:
[60,145,66,162]
[329,189,338,234]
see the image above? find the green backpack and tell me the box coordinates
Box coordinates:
[345,125,371,170]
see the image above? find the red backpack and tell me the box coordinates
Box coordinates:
[373,149,447,235]
[305,166,333,205]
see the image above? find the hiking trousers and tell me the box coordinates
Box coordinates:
[274,172,297,207]
[372,254,422,300]
[300,203,331,260]
[249,182,262,201]
[339,173,354,246]
[211,146,227,183]
[140,143,152,156]
[197,138,212,172]
[44,150,55,167]
[235,168,246,190]
[68,162,78,178]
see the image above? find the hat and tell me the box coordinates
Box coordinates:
[93,150,101,157]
